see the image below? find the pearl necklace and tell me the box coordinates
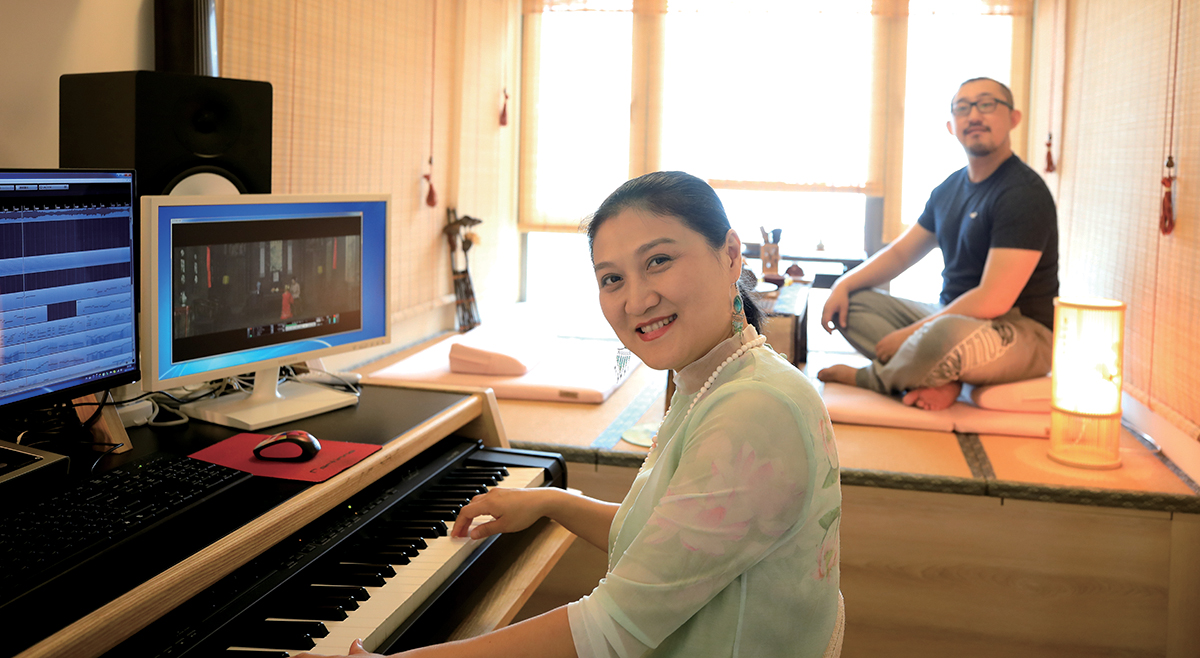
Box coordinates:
[652,335,767,451]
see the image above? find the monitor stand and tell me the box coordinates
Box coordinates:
[179,367,359,431]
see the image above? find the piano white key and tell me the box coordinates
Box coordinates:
[288,467,546,655]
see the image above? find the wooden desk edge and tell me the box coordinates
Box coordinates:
[20,391,489,658]
[364,380,510,449]
[448,520,577,641]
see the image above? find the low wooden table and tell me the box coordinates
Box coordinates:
[759,281,812,364]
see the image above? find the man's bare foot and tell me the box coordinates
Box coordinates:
[817,364,858,386]
[901,381,963,411]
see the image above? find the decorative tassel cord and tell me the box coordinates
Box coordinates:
[1045,0,1060,173]
[1160,0,1182,235]
[425,3,438,208]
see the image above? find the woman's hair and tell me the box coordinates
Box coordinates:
[585,171,764,332]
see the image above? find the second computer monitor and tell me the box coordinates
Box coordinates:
[141,193,390,429]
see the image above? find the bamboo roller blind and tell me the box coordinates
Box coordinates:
[217,1,454,325]
[1049,0,1200,439]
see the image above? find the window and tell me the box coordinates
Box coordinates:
[660,1,873,258]
[529,10,633,225]
[890,1,1018,303]
[521,0,1030,308]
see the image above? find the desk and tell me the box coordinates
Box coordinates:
[759,281,811,364]
[18,384,574,658]
[743,246,865,277]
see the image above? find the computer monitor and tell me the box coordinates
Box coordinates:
[141,193,390,430]
[0,169,139,414]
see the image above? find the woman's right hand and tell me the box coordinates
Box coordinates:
[821,283,850,334]
[451,487,548,540]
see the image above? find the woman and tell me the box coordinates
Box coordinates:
[301,172,842,657]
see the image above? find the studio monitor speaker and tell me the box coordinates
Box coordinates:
[60,71,272,195]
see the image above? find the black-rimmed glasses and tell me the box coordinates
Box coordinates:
[951,97,1013,117]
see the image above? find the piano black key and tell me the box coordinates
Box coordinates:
[464,464,509,477]
[391,509,457,522]
[333,561,398,577]
[440,474,500,486]
[265,601,349,621]
[410,503,464,514]
[309,564,391,587]
[374,522,445,538]
[336,549,411,565]
[229,620,326,649]
[427,485,488,497]
[460,467,507,477]
[297,584,371,606]
[371,540,424,554]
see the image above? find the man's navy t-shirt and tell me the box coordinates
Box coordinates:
[916,155,1058,329]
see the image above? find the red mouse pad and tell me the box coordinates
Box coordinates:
[190,433,381,482]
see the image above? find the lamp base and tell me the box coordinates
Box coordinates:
[1048,409,1122,470]
[1047,447,1122,470]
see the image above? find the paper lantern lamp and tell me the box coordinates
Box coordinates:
[1048,297,1126,469]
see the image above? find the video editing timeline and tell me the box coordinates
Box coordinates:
[170,214,363,363]
[0,173,137,406]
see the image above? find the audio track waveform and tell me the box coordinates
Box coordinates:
[0,278,133,313]
[1,354,133,391]
[0,342,133,384]
[0,308,132,348]
[0,325,134,365]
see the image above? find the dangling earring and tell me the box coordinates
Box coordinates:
[731,283,747,340]
[615,346,632,379]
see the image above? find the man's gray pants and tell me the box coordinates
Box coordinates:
[837,289,1053,394]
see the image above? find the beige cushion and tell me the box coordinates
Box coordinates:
[968,376,1052,413]
[820,382,1051,438]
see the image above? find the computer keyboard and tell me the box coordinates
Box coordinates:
[0,453,251,600]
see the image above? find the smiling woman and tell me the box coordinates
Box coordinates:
[586,174,761,372]
[299,173,844,658]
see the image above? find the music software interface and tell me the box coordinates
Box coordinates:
[170,214,363,362]
[0,172,137,407]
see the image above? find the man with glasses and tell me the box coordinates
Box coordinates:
[817,77,1058,411]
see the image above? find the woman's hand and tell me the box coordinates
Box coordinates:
[821,284,851,334]
[293,638,387,658]
[451,487,548,540]
[874,324,919,364]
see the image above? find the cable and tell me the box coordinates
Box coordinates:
[89,441,126,474]
[80,390,111,429]
[147,399,191,427]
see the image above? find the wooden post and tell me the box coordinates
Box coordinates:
[73,391,133,454]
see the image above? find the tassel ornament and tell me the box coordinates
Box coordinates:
[424,173,438,207]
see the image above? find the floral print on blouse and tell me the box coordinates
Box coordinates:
[567,326,841,657]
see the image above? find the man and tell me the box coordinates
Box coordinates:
[817,77,1058,411]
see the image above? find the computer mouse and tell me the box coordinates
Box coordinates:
[253,430,322,462]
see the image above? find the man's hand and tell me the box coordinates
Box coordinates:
[875,324,920,364]
[821,284,851,334]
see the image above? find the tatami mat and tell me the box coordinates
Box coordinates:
[981,430,1197,496]
[834,424,972,479]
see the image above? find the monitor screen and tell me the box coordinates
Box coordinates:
[142,194,389,429]
[0,169,139,411]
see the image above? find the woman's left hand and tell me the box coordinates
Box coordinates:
[293,638,388,658]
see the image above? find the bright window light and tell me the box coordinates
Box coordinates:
[533,12,633,223]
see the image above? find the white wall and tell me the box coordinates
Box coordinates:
[0,0,154,168]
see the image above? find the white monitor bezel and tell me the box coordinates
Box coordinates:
[140,192,391,393]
